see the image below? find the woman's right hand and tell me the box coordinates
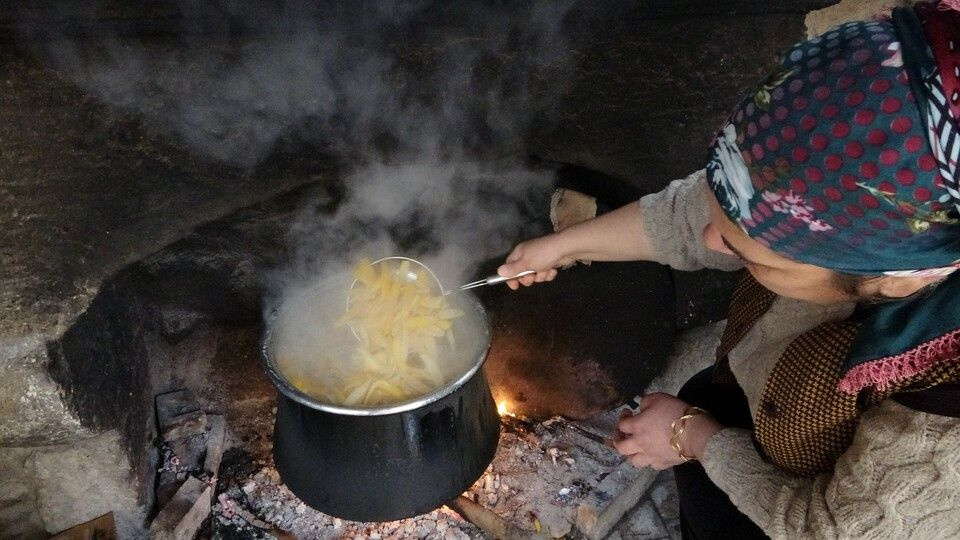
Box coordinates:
[497,233,575,290]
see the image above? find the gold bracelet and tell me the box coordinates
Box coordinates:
[670,406,708,462]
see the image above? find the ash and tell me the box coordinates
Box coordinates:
[213,471,481,539]
[210,413,626,539]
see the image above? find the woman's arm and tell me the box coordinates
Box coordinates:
[498,170,742,287]
[699,400,960,539]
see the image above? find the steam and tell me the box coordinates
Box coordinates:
[38,1,571,166]
[33,0,574,315]
[287,161,555,290]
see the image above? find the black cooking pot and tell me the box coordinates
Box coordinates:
[261,295,500,522]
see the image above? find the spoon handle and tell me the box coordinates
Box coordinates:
[459,270,536,291]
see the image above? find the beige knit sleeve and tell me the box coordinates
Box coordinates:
[637,169,743,272]
[698,400,960,539]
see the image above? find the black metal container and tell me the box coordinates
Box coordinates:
[261,296,500,522]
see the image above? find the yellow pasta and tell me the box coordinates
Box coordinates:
[289,258,464,406]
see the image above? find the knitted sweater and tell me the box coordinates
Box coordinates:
[638,170,960,539]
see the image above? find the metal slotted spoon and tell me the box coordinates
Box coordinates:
[345,256,534,340]
[352,256,535,296]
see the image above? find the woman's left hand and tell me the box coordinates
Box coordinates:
[612,392,724,470]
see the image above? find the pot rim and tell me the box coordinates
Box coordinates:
[261,294,491,416]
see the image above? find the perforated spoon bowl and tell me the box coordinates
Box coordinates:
[344,256,533,341]
[351,256,535,297]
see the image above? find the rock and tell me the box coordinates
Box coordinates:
[32,430,148,538]
[153,306,205,343]
[0,43,334,447]
[0,346,93,445]
[0,447,45,538]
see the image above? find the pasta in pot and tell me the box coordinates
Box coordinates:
[287,258,464,406]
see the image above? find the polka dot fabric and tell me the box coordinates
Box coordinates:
[705,20,960,275]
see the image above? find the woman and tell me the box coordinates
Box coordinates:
[498,3,960,539]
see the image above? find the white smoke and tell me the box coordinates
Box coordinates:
[38,1,572,166]
[33,0,574,313]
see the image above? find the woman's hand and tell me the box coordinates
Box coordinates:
[497,200,658,289]
[613,393,723,470]
[497,233,575,289]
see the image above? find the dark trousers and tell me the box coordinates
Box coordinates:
[674,367,769,540]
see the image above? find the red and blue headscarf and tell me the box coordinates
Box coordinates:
[706,12,960,276]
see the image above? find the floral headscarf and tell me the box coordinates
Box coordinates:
[705,18,960,276]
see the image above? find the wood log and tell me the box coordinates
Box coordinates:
[202,414,226,479]
[576,463,658,540]
[49,512,116,540]
[149,477,212,540]
[447,496,551,540]
[155,389,200,428]
[161,410,208,442]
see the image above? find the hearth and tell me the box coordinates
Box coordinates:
[0,0,845,536]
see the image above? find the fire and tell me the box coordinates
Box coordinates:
[496,401,510,416]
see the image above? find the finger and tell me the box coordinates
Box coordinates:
[498,248,528,276]
[628,453,650,469]
[497,262,521,277]
[635,393,663,412]
[611,432,628,453]
[612,432,645,456]
[546,269,558,281]
[613,427,627,443]
[636,396,651,412]
[519,274,537,287]
[505,247,525,264]
[614,410,633,441]
[617,410,640,435]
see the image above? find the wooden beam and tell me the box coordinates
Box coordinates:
[576,463,658,540]
[447,496,552,540]
[49,512,116,540]
[149,477,212,540]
